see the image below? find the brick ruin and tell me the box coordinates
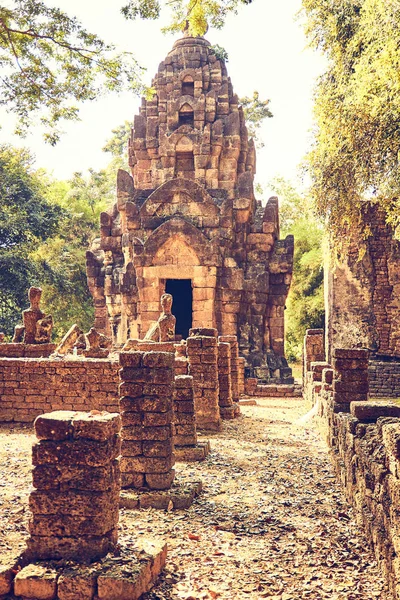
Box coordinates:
[119,350,176,491]
[28,411,121,562]
[86,34,294,382]
[325,204,400,395]
[303,341,400,598]
[3,410,167,599]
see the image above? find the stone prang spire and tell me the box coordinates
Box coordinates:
[87,35,294,382]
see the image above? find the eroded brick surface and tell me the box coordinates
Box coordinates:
[27,411,121,562]
[187,330,221,431]
[119,351,176,490]
[0,358,120,423]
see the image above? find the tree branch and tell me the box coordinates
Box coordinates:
[0,19,102,57]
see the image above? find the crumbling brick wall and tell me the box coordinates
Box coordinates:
[303,340,400,598]
[325,407,400,599]
[369,360,400,398]
[326,205,400,362]
[0,358,120,423]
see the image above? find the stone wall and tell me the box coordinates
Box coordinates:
[0,342,240,424]
[321,403,400,599]
[325,204,400,362]
[302,338,400,598]
[0,358,120,423]
[369,360,400,398]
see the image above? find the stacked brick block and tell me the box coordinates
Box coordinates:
[174,375,197,447]
[219,336,239,403]
[244,379,303,398]
[217,341,236,419]
[119,351,176,490]
[303,329,325,380]
[174,342,189,376]
[304,361,331,406]
[187,328,221,431]
[238,357,245,395]
[323,401,400,598]
[332,348,370,412]
[27,411,121,561]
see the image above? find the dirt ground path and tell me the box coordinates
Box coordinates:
[0,398,392,599]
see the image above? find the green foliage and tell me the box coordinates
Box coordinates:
[103,121,133,159]
[210,44,229,62]
[122,0,253,36]
[0,0,254,141]
[240,91,272,147]
[302,0,400,237]
[0,143,118,340]
[34,168,115,340]
[0,145,63,336]
[271,177,325,362]
[0,1,144,143]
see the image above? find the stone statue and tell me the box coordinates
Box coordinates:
[12,326,24,343]
[12,287,54,345]
[72,327,112,358]
[144,293,176,342]
[55,324,83,355]
[35,314,53,344]
[23,287,44,344]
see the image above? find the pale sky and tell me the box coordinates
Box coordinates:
[0,0,326,193]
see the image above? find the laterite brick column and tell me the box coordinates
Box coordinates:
[238,357,245,396]
[27,411,121,561]
[219,336,240,403]
[303,329,325,380]
[187,328,221,431]
[333,348,370,413]
[119,351,176,490]
[174,375,197,447]
[217,342,236,419]
[174,343,189,376]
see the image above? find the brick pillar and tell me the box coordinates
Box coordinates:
[28,410,121,561]
[174,375,197,447]
[174,342,189,376]
[217,341,236,419]
[303,329,325,379]
[333,348,370,412]
[119,351,175,490]
[238,357,245,395]
[219,335,239,402]
[306,361,331,406]
[187,328,221,431]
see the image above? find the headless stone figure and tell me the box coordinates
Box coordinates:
[72,327,112,357]
[23,287,45,344]
[19,287,53,344]
[145,293,176,342]
[36,314,53,343]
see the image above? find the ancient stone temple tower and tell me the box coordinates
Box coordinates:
[87,35,294,381]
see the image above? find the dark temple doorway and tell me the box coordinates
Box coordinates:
[166,279,192,339]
